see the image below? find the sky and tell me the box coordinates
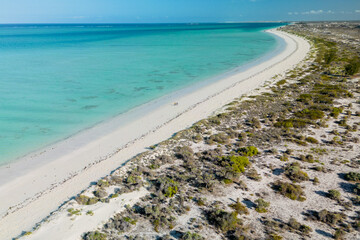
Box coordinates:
[0,0,359,23]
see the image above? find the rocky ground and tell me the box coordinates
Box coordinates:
[22,22,360,240]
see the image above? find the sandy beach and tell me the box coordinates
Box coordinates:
[0,29,310,239]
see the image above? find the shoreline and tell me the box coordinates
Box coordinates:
[0,29,310,239]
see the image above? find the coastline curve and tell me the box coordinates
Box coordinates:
[0,28,311,239]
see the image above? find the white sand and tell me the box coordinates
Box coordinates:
[23,188,148,240]
[0,29,310,240]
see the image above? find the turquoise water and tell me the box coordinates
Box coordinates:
[0,23,285,164]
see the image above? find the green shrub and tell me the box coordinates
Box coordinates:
[255,198,270,213]
[158,178,179,198]
[268,234,283,240]
[316,209,345,226]
[328,189,341,201]
[284,162,309,182]
[67,208,81,216]
[83,231,107,240]
[220,155,250,175]
[313,177,320,185]
[181,232,204,240]
[272,181,306,201]
[344,57,360,75]
[288,218,313,235]
[86,210,94,216]
[324,48,337,65]
[123,216,137,225]
[274,119,312,128]
[229,198,249,215]
[207,133,230,145]
[344,172,360,182]
[76,195,99,205]
[246,168,262,181]
[276,79,287,86]
[305,137,319,144]
[206,209,242,232]
[334,228,345,240]
[238,146,259,157]
[331,107,343,118]
[96,179,110,188]
[295,108,325,120]
[280,153,289,162]
[223,179,233,184]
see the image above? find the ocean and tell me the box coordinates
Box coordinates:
[0,23,285,164]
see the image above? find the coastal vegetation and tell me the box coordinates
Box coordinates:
[17,22,360,240]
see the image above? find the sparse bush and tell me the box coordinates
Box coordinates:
[304,154,315,163]
[251,117,261,129]
[295,108,325,120]
[334,228,345,240]
[280,153,289,162]
[76,195,99,205]
[288,217,313,235]
[93,189,107,198]
[207,133,230,145]
[157,177,179,198]
[246,168,262,181]
[83,231,107,240]
[344,172,360,182]
[344,57,360,75]
[206,209,242,232]
[272,181,306,201]
[328,189,341,201]
[229,198,249,215]
[96,179,110,188]
[174,146,194,161]
[315,209,346,226]
[238,146,259,157]
[305,136,319,144]
[274,118,312,128]
[284,162,309,182]
[68,208,81,216]
[219,155,250,176]
[255,198,270,213]
[313,177,320,185]
[181,232,204,240]
[324,48,337,65]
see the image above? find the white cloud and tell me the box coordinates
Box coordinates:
[302,10,324,15]
[288,12,299,15]
[298,9,336,15]
[356,10,360,13]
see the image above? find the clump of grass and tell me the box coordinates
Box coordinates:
[305,136,319,144]
[68,208,81,216]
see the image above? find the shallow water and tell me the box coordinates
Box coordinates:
[0,23,285,164]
